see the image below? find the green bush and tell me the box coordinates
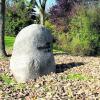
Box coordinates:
[87,7,100,55]
[45,21,68,52]
[66,6,100,56]
[45,21,60,49]
[44,6,100,56]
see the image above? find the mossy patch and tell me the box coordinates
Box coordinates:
[66,73,91,81]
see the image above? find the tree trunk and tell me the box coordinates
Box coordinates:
[0,0,7,57]
[40,11,45,25]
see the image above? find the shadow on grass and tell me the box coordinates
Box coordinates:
[56,62,84,73]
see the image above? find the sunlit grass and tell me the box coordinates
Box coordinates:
[66,73,91,81]
[0,73,15,85]
[5,36,15,53]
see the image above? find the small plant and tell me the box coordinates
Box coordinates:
[66,73,90,81]
[0,73,16,85]
[14,83,26,91]
[0,73,26,92]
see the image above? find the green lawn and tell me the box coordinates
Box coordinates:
[5,36,15,53]
[5,36,65,54]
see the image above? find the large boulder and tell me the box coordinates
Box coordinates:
[10,24,55,83]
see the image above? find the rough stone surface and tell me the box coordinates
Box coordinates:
[10,24,55,83]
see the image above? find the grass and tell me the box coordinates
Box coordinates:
[5,36,15,53]
[5,36,65,54]
[0,73,27,92]
[0,73,15,85]
[59,73,92,81]
[53,49,66,53]
[66,73,91,81]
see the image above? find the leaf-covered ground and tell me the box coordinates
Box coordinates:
[0,55,100,99]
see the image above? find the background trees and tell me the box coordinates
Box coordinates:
[47,0,100,56]
[1,0,99,56]
[49,0,81,32]
[5,0,48,36]
[5,0,36,36]
[35,0,47,25]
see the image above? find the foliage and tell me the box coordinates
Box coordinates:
[0,73,26,92]
[4,0,100,56]
[49,3,100,56]
[87,6,100,55]
[49,0,79,32]
[0,73,15,85]
[5,0,36,36]
[67,6,100,56]
[14,83,26,91]
[45,20,65,51]
[45,20,56,31]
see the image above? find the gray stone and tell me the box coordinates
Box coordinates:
[10,24,55,83]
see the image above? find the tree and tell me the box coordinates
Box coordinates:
[0,0,7,57]
[49,0,78,32]
[31,0,47,25]
[49,0,100,56]
[5,0,36,35]
[49,0,99,32]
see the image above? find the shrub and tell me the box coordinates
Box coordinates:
[46,5,100,56]
[66,6,100,56]
[45,20,67,51]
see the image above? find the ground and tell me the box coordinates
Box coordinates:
[0,36,100,99]
[0,55,100,99]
